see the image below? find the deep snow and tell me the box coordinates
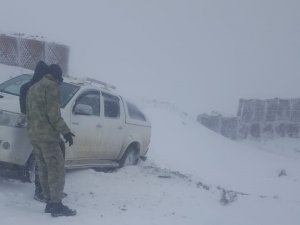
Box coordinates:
[0,64,300,225]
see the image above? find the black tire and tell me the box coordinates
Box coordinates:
[119,147,139,168]
[19,154,36,183]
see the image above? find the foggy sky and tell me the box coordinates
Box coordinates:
[0,0,299,116]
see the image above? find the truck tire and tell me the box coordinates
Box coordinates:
[19,154,36,183]
[119,147,139,167]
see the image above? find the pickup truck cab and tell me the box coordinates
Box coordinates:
[0,74,151,179]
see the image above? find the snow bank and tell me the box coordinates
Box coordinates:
[141,100,300,200]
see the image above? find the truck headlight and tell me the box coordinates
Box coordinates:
[0,110,26,128]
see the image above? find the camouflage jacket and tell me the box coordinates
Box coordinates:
[26,74,70,142]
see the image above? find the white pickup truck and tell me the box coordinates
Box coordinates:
[0,74,151,180]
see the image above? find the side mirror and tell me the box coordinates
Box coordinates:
[73,104,93,115]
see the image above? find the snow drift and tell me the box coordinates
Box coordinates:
[0,64,299,225]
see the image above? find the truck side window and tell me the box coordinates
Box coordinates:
[102,93,120,118]
[126,101,146,121]
[73,91,100,116]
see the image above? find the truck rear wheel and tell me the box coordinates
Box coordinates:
[119,147,139,167]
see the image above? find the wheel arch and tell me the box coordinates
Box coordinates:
[124,141,140,155]
[118,141,140,165]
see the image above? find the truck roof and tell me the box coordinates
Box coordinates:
[63,76,117,94]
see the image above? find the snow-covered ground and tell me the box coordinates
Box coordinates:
[0,64,300,225]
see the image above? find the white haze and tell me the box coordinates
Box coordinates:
[0,0,299,116]
[0,63,300,225]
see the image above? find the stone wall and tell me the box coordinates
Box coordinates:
[198,98,300,139]
[0,33,69,73]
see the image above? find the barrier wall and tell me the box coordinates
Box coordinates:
[0,34,69,73]
[198,98,300,139]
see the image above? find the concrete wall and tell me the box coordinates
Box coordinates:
[198,98,300,139]
[0,33,69,73]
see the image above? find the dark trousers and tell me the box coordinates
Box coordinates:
[35,140,65,194]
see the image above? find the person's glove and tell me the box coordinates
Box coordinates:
[63,132,75,147]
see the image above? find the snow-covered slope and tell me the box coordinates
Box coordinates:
[0,64,300,225]
[140,100,300,199]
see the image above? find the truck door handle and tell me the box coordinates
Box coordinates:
[72,122,79,125]
[118,126,123,130]
[96,124,102,128]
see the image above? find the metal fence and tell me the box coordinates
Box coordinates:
[0,34,69,73]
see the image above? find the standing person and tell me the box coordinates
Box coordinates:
[19,61,49,200]
[26,63,76,217]
[19,61,66,202]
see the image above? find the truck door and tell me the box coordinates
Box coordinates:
[99,92,125,159]
[69,90,103,160]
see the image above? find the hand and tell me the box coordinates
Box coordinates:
[63,132,75,147]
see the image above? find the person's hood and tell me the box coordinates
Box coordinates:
[31,60,48,84]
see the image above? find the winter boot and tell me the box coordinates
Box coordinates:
[34,191,47,203]
[45,203,54,213]
[49,202,77,217]
[62,192,68,198]
[44,199,70,213]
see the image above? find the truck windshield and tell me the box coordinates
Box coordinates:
[0,74,32,96]
[0,74,80,108]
